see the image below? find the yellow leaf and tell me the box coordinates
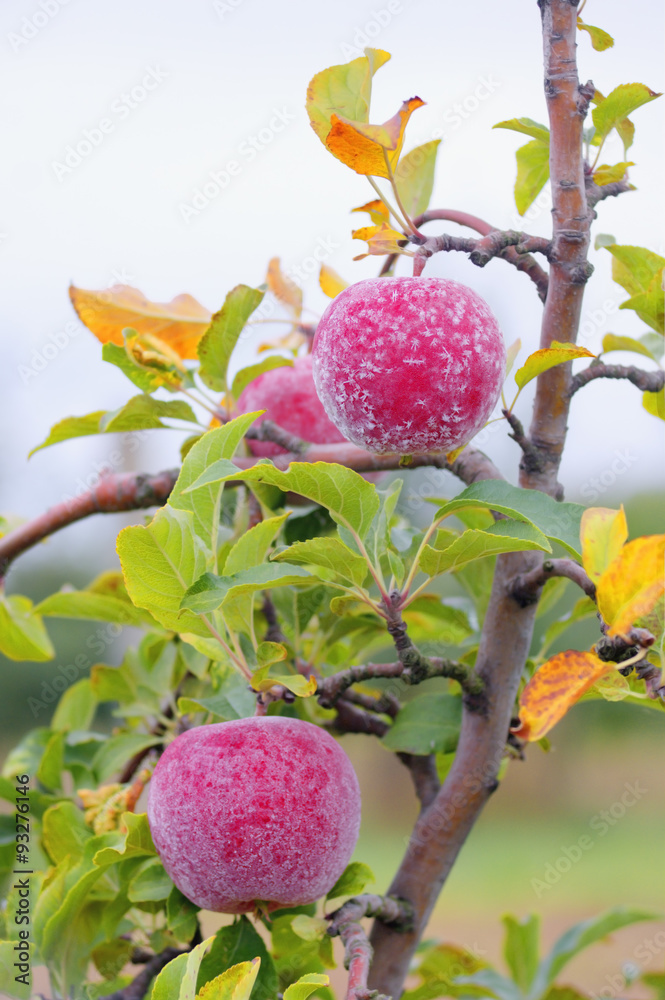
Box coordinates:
[306,48,391,144]
[266,258,302,318]
[352,223,412,260]
[251,667,317,698]
[196,958,261,1000]
[580,506,628,584]
[513,651,614,741]
[593,161,634,185]
[319,264,349,299]
[643,388,665,421]
[325,97,425,177]
[351,199,390,225]
[69,284,211,360]
[577,18,615,51]
[597,535,665,639]
[514,341,596,390]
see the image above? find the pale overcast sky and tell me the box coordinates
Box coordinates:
[1,0,663,576]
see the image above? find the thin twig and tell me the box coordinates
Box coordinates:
[570,363,664,396]
[327,894,413,1000]
[509,558,597,606]
[246,418,308,454]
[98,947,186,1000]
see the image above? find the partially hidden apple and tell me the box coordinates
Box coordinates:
[311,276,506,455]
[147,716,361,913]
[237,355,346,456]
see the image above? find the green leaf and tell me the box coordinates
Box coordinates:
[93,812,157,866]
[431,481,586,559]
[36,730,64,789]
[455,968,521,1000]
[493,118,550,143]
[394,140,441,219]
[51,679,97,732]
[514,140,550,216]
[605,244,665,296]
[0,940,31,998]
[178,669,256,721]
[592,84,661,142]
[231,356,294,399]
[168,412,262,551]
[196,960,262,1000]
[185,462,380,542]
[117,506,211,635]
[503,914,539,992]
[403,596,473,645]
[167,885,200,943]
[594,233,616,249]
[224,514,291,574]
[29,411,105,456]
[513,342,595,390]
[531,908,661,994]
[128,859,173,902]
[326,862,375,901]
[577,20,614,51]
[1,728,51,780]
[35,589,150,627]
[643,388,665,420]
[250,665,316,697]
[382,693,461,755]
[306,48,391,143]
[620,272,664,334]
[198,285,265,393]
[100,395,197,432]
[197,917,278,1000]
[42,800,92,864]
[90,664,137,705]
[601,333,656,360]
[283,974,330,1000]
[149,935,214,1000]
[273,536,369,587]
[642,974,665,1000]
[420,521,551,578]
[0,594,54,661]
[181,563,313,614]
[92,733,162,783]
[291,916,328,942]
[102,341,173,392]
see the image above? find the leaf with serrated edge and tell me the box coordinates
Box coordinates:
[195,958,261,1000]
[29,412,105,457]
[181,564,313,614]
[326,98,425,178]
[580,506,627,584]
[198,285,265,393]
[383,693,461,755]
[273,537,369,587]
[100,395,197,433]
[513,651,615,741]
[394,140,441,219]
[431,481,586,559]
[185,461,380,542]
[592,83,661,141]
[34,590,151,627]
[514,342,595,390]
[148,935,214,1000]
[326,861,375,901]
[420,521,551,578]
[224,514,291,575]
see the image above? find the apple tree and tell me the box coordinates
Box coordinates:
[0,2,663,999]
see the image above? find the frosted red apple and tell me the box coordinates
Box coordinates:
[237,355,346,457]
[311,276,506,455]
[147,716,361,913]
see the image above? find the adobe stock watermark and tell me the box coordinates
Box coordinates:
[18,268,134,385]
[578,447,638,504]
[339,1,403,59]
[28,622,121,718]
[179,107,296,224]
[51,67,168,181]
[591,928,665,999]
[212,0,246,18]
[530,779,648,898]
[8,0,74,54]
[434,75,502,139]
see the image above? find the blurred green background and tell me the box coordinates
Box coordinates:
[1,484,663,994]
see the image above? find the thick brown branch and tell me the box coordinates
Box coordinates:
[570,363,665,395]
[586,177,634,208]
[0,468,179,580]
[509,557,597,606]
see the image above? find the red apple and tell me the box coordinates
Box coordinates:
[237,355,346,456]
[311,276,506,455]
[147,716,361,913]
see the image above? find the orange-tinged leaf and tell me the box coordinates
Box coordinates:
[69,284,211,360]
[597,535,665,639]
[513,651,614,741]
[580,506,628,584]
[326,97,425,177]
[351,199,390,225]
[266,258,302,318]
[513,341,596,390]
[319,264,348,299]
[352,223,413,261]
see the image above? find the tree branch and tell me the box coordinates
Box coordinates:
[327,895,413,1000]
[0,443,502,580]
[570,363,665,395]
[316,657,481,709]
[98,947,185,1000]
[509,557,597,606]
[586,176,634,208]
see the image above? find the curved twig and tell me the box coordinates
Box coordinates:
[570,363,664,395]
[509,557,597,606]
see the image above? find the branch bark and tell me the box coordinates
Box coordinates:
[98,947,185,1000]
[368,4,593,993]
[570,363,665,395]
[509,557,597,605]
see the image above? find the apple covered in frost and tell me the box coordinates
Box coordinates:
[237,355,346,456]
[311,276,506,455]
[147,716,361,913]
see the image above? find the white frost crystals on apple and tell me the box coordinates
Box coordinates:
[311,276,506,455]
